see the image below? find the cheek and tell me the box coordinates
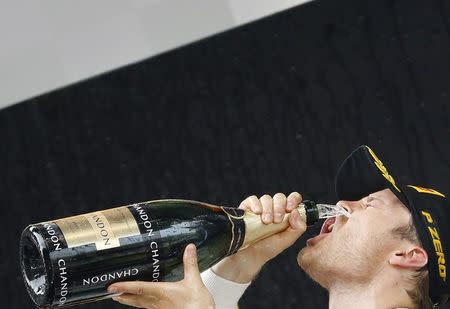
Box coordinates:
[345,215,372,236]
[339,215,383,249]
[345,214,395,253]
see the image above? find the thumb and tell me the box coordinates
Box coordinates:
[183,244,202,284]
[267,209,306,253]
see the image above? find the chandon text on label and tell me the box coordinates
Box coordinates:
[132,205,161,281]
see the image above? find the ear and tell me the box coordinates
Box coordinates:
[389,246,428,270]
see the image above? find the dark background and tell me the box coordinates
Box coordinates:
[2,0,450,307]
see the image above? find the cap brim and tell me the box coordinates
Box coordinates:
[335,145,409,207]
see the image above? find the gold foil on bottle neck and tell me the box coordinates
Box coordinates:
[240,207,306,249]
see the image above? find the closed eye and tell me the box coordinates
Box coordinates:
[363,196,373,208]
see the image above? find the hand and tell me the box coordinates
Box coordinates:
[107,244,215,309]
[212,192,306,283]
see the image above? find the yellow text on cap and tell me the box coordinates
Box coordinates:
[366,146,401,192]
[408,185,446,198]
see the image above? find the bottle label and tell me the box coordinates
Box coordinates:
[54,207,140,251]
[221,207,246,255]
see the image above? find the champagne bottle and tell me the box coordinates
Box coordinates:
[20,199,323,308]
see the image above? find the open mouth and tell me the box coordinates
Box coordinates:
[320,217,336,234]
[306,217,337,246]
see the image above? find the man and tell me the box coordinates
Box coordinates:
[107,145,449,308]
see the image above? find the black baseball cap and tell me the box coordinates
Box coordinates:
[335,145,449,306]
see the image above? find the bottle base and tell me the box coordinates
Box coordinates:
[20,226,52,307]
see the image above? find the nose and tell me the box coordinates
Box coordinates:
[336,200,361,214]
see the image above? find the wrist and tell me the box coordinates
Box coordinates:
[211,252,264,283]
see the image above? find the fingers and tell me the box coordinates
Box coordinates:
[239,195,273,224]
[260,195,273,224]
[288,207,306,231]
[286,192,302,212]
[107,245,206,309]
[183,244,202,284]
[265,210,307,253]
[273,193,286,223]
[112,294,149,308]
[239,195,262,214]
[107,280,168,297]
[239,192,302,224]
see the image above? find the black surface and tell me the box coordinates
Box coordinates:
[1,0,450,307]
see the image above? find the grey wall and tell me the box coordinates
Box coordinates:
[0,0,312,109]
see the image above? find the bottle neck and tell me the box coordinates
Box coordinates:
[240,208,306,249]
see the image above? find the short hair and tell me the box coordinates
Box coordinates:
[391,217,434,309]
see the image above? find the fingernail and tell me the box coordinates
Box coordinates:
[263,213,272,222]
[108,286,118,293]
[112,297,121,302]
[187,244,196,255]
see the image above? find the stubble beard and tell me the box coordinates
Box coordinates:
[297,233,382,290]
[297,238,338,289]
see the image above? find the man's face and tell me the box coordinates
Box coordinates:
[297,188,413,288]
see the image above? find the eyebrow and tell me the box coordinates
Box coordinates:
[367,195,384,203]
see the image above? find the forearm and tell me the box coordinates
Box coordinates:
[211,253,262,283]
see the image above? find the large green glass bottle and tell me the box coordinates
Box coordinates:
[20,199,319,308]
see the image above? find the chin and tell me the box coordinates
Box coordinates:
[297,246,333,289]
[297,246,317,272]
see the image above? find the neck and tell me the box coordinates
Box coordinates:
[327,270,415,309]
